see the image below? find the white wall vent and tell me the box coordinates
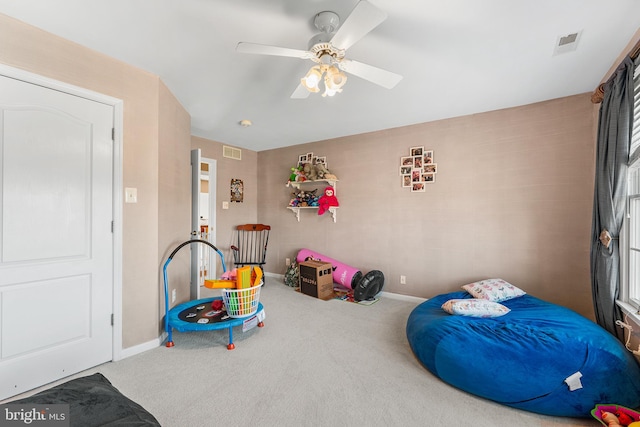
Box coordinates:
[223,145,242,160]
[553,31,582,56]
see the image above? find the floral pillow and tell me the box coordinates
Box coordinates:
[441,299,510,318]
[462,278,525,302]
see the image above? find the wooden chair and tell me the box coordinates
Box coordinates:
[230,224,271,282]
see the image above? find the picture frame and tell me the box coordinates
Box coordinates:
[423,163,437,174]
[230,178,244,202]
[422,173,436,183]
[315,156,327,167]
[399,147,437,192]
[423,150,434,164]
[298,154,308,165]
[413,156,423,169]
[411,182,425,192]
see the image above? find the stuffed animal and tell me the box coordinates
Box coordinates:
[601,411,639,427]
[314,163,329,180]
[317,186,339,215]
[302,162,314,180]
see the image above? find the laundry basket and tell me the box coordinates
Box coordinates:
[221,283,262,318]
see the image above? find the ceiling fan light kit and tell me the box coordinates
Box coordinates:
[236,0,402,99]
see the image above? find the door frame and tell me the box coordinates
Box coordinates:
[202,156,217,281]
[0,64,124,361]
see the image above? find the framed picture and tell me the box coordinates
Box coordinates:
[423,163,437,174]
[410,146,424,157]
[399,147,437,191]
[422,173,436,183]
[412,182,425,192]
[306,152,314,163]
[423,151,434,164]
[315,156,327,167]
[230,178,244,202]
[298,154,308,165]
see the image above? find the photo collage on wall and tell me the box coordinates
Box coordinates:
[399,146,437,192]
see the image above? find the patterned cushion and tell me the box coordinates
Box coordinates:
[462,278,525,302]
[441,298,510,317]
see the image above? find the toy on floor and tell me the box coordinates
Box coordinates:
[593,404,640,426]
[296,248,384,301]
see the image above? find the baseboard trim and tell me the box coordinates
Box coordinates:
[380,291,427,303]
[118,336,162,360]
[265,272,426,303]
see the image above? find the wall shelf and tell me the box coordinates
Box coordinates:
[287,206,338,223]
[288,179,337,190]
[287,178,339,222]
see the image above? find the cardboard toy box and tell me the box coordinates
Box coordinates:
[299,260,334,300]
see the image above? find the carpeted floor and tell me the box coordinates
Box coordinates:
[4,278,595,426]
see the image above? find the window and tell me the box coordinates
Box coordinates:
[623,55,640,310]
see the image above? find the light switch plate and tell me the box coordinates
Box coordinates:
[125,187,137,203]
[222,201,229,210]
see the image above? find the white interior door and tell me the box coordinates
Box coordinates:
[190,150,217,300]
[0,74,114,399]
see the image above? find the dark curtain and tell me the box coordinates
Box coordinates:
[590,56,634,341]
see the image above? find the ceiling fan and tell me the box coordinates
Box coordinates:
[236,0,403,98]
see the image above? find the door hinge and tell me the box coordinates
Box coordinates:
[111,221,114,233]
[111,313,114,326]
[111,128,115,141]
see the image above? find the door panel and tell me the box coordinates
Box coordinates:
[3,108,90,262]
[0,75,113,399]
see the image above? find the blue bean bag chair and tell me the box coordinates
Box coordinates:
[406,291,640,417]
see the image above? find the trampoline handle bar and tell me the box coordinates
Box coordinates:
[162,238,228,342]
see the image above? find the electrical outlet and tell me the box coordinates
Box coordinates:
[400,275,406,285]
[285,258,291,266]
[172,289,176,303]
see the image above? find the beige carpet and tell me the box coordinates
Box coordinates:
[6,278,595,426]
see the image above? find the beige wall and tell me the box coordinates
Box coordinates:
[0,13,192,348]
[158,81,192,322]
[191,136,258,272]
[0,10,613,346]
[259,94,596,318]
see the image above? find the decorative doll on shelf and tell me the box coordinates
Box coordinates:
[317,186,339,215]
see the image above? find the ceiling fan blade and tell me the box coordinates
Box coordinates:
[339,59,402,89]
[236,42,313,59]
[291,83,311,99]
[330,1,387,51]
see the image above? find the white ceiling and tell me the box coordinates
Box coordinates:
[1,1,639,152]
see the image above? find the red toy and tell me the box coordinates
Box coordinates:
[317,186,339,215]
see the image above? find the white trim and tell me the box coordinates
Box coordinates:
[380,291,427,303]
[0,63,124,363]
[617,300,640,326]
[111,104,124,361]
[119,337,162,360]
[265,272,426,303]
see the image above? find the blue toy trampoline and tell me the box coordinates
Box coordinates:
[162,239,265,350]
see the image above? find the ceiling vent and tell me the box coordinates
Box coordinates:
[553,31,582,56]
[223,145,242,160]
